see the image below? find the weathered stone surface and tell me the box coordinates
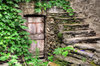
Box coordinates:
[45,9,60,58]
[64,36,100,44]
[71,0,100,34]
[54,17,86,20]
[59,23,90,31]
[47,6,65,13]
[55,18,84,24]
[75,50,94,58]
[55,55,85,64]
[74,43,100,50]
[62,30,95,38]
[19,2,100,65]
[19,2,35,15]
[47,12,69,17]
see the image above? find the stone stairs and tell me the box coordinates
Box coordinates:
[59,23,89,31]
[52,13,100,65]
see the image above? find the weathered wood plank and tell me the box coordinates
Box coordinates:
[37,40,44,54]
[36,23,44,33]
[29,33,44,40]
[29,40,44,56]
[27,17,44,57]
[28,24,36,34]
[28,17,44,22]
[29,40,37,54]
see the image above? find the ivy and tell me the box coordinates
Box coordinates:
[48,46,77,65]
[35,0,74,16]
[53,46,76,57]
[0,0,48,66]
[0,0,75,65]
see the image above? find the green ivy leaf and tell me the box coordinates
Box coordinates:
[65,46,74,50]
[0,0,3,3]
[63,7,67,10]
[15,63,22,66]
[20,26,28,29]
[36,2,42,7]
[53,48,63,55]
[35,8,41,13]
[62,51,68,57]
[69,13,74,16]
[0,14,2,17]
[48,56,54,62]
[16,10,22,13]
[67,9,73,13]
[0,53,10,61]
[25,0,31,3]
[44,7,46,11]
[14,4,19,8]
[57,32,63,38]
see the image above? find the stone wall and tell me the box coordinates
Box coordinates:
[70,0,100,34]
[45,7,65,58]
[19,1,100,64]
[19,2,34,16]
[19,3,61,58]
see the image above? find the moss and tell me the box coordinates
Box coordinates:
[57,33,63,38]
[90,61,99,66]
[64,26,75,31]
[54,58,70,66]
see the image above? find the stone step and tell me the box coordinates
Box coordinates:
[59,23,89,31]
[71,53,100,65]
[47,12,70,17]
[74,43,100,52]
[63,36,100,44]
[74,50,94,58]
[62,29,95,35]
[69,50,99,64]
[69,53,85,59]
[55,55,86,64]
[59,23,89,27]
[62,29,96,38]
[74,43,100,49]
[47,62,60,66]
[47,12,78,17]
[55,18,84,24]
[54,17,86,20]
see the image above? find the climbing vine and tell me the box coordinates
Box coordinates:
[0,0,74,66]
[0,0,48,66]
[48,46,77,66]
[35,0,74,16]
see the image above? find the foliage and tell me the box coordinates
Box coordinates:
[57,33,63,39]
[1,0,74,16]
[0,0,31,3]
[35,0,74,16]
[25,48,48,66]
[0,0,75,66]
[48,55,54,62]
[90,61,99,66]
[54,60,69,66]
[53,46,76,57]
[0,0,48,66]
[48,46,76,66]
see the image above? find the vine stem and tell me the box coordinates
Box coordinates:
[22,55,27,66]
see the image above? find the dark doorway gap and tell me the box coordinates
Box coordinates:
[24,14,46,17]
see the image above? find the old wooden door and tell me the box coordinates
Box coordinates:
[24,16,44,57]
